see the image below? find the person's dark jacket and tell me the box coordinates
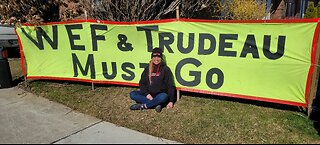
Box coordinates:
[139,61,176,103]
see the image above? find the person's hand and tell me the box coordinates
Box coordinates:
[146,94,153,100]
[166,102,174,109]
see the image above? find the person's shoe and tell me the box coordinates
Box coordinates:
[130,104,144,110]
[155,105,162,113]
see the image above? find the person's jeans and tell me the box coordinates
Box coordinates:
[130,90,168,108]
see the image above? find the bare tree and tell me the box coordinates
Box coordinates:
[0,0,60,25]
[91,0,221,21]
[180,0,221,19]
[0,0,222,25]
[59,0,92,21]
[90,0,179,21]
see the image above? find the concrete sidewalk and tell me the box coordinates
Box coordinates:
[0,87,181,144]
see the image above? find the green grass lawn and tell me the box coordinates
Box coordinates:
[8,59,320,143]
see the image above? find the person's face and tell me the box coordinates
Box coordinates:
[152,56,161,65]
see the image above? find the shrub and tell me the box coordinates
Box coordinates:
[305,2,317,19]
[221,0,267,20]
[318,2,320,17]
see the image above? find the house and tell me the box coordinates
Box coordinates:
[270,0,320,19]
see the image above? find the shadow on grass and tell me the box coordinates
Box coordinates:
[310,94,320,136]
[180,91,302,112]
[12,76,24,86]
[25,79,303,113]
[22,79,317,115]
[24,79,138,90]
[311,108,320,136]
[313,121,320,136]
[181,89,320,137]
[309,78,320,136]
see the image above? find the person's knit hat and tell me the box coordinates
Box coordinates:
[151,47,163,59]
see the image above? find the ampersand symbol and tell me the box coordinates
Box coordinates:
[117,34,133,51]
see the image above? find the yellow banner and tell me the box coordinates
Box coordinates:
[16,19,320,106]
